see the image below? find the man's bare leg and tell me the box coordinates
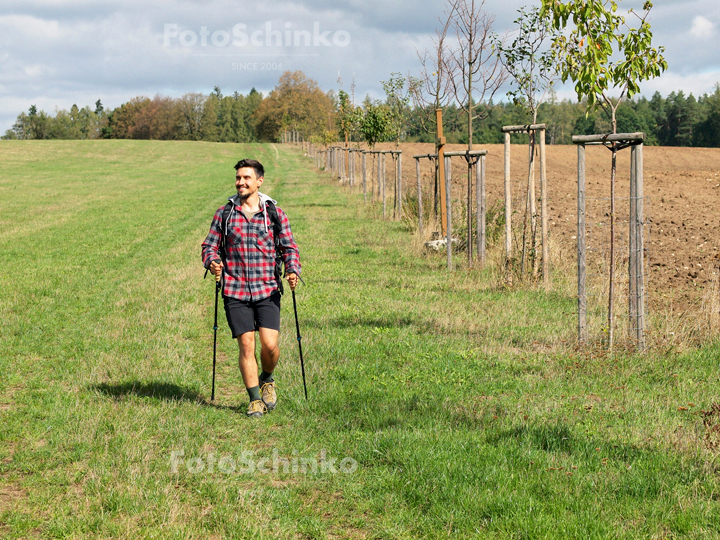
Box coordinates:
[258,327,279,375]
[258,327,279,409]
[238,331,259,389]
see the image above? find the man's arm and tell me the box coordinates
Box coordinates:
[201,207,225,276]
[276,208,301,279]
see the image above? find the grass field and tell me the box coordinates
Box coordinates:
[1,140,720,539]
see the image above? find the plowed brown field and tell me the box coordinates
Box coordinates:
[355,142,720,315]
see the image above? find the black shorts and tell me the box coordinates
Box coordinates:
[223,293,281,338]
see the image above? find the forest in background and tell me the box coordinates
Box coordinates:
[4,71,720,148]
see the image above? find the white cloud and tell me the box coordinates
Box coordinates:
[2,0,720,133]
[639,69,720,98]
[690,15,715,38]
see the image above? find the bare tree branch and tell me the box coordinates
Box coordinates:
[446,0,507,127]
[410,7,455,133]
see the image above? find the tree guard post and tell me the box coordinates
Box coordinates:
[382,152,387,219]
[376,151,382,201]
[477,154,486,265]
[465,155,473,266]
[636,143,645,350]
[415,157,423,235]
[528,131,538,277]
[630,142,646,349]
[504,131,512,284]
[336,147,341,180]
[362,151,367,203]
[540,128,549,290]
[353,150,357,188]
[445,155,452,271]
[346,148,351,184]
[337,147,342,181]
[340,148,346,183]
[577,142,588,345]
[348,149,353,187]
[391,153,397,219]
[347,149,351,185]
[397,152,403,220]
[352,149,356,187]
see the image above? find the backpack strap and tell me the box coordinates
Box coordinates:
[219,200,233,261]
[265,201,285,295]
[204,201,233,280]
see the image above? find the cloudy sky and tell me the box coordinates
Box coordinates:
[1,0,719,133]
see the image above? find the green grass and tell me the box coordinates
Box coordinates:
[1,140,720,539]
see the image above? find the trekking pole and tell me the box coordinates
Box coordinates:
[211,270,221,401]
[291,288,308,400]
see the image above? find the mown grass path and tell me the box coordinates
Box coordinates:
[1,141,719,539]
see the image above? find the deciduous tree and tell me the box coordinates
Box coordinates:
[542,0,667,350]
[253,71,334,141]
[494,5,560,277]
[446,0,507,265]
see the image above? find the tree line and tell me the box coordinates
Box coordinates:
[3,87,263,143]
[405,86,720,147]
[4,72,720,148]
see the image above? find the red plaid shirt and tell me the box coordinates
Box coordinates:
[201,194,301,301]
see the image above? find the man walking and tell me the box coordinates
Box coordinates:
[202,159,301,418]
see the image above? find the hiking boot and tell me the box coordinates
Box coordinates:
[246,399,267,418]
[260,381,277,410]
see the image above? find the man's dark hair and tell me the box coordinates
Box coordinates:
[234,159,264,178]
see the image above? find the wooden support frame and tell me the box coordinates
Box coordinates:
[573,132,646,349]
[502,124,550,289]
[413,154,437,237]
[415,150,488,268]
[362,150,402,219]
